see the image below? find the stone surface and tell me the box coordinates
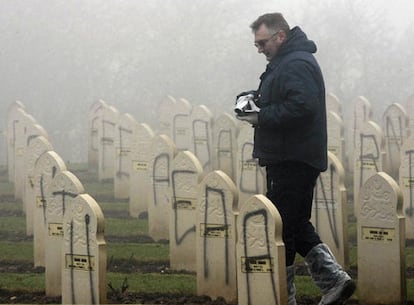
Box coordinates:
[158,95,176,139]
[381,103,409,180]
[236,194,287,305]
[148,134,177,241]
[190,104,214,174]
[88,100,107,173]
[399,134,414,239]
[45,171,85,297]
[327,110,345,163]
[357,172,406,305]
[326,92,342,116]
[406,93,414,136]
[212,113,238,182]
[32,151,67,267]
[312,152,349,267]
[169,150,203,271]
[129,123,155,218]
[7,101,26,182]
[62,194,106,305]
[172,98,193,151]
[196,170,238,303]
[236,122,266,207]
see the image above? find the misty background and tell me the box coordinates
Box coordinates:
[1,0,414,164]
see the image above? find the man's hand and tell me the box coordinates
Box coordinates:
[236,112,258,126]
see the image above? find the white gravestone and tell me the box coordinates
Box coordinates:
[88,100,107,173]
[148,134,177,241]
[191,104,214,173]
[196,170,238,303]
[32,151,67,267]
[357,172,406,305]
[212,113,238,182]
[24,135,53,236]
[236,194,287,305]
[169,150,203,271]
[7,101,26,182]
[158,95,176,139]
[326,92,342,117]
[236,122,266,207]
[399,135,414,239]
[353,120,384,216]
[381,103,409,180]
[114,113,136,199]
[406,93,414,136]
[327,111,345,164]
[45,171,85,297]
[172,98,193,151]
[129,123,155,218]
[62,194,107,305]
[98,104,119,181]
[312,152,349,267]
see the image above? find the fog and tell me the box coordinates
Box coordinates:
[1,0,414,163]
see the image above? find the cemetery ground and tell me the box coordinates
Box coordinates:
[1,165,414,305]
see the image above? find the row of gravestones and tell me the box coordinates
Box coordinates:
[6,101,107,304]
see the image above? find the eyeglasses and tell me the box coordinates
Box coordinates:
[254,31,280,48]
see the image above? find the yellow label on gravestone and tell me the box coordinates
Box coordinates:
[357,159,377,169]
[176,128,187,135]
[402,177,414,188]
[36,196,45,207]
[48,223,64,236]
[200,223,231,238]
[173,198,195,210]
[65,254,95,271]
[241,161,256,170]
[17,148,24,156]
[361,227,395,242]
[132,161,148,171]
[241,257,273,273]
[194,137,207,145]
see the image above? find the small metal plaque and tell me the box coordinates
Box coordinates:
[241,161,257,170]
[328,146,339,155]
[17,148,24,156]
[194,137,207,145]
[200,223,231,238]
[116,147,130,157]
[176,128,187,135]
[241,257,273,273]
[173,198,195,210]
[36,196,45,207]
[357,159,377,169]
[361,227,395,242]
[65,254,95,271]
[48,223,64,236]
[402,177,414,188]
[132,161,148,171]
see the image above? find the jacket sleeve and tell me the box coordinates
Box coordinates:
[258,59,322,129]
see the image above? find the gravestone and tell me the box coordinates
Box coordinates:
[353,120,384,216]
[88,100,107,173]
[357,172,406,305]
[170,150,203,271]
[191,104,214,173]
[212,113,238,182]
[98,104,119,181]
[327,111,345,163]
[32,151,67,267]
[158,95,176,139]
[7,101,26,182]
[114,113,136,199]
[236,194,287,305]
[148,134,177,241]
[129,123,155,218]
[196,170,238,303]
[399,135,414,239]
[406,93,414,136]
[381,103,409,180]
[45,170,85,297]
[236,122,266,207]
[172,98,192,151]
[24,135,53,236]
[62,193,107,305]
[312,152,348,267]
[326,92,342,117]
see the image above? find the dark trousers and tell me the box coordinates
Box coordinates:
[266,161,322,266]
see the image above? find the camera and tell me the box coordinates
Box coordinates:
[234,93,260,116]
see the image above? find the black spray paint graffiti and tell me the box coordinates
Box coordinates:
[84,214,96,305]
[239,142,261,194]
[152,153,170,206]
[405,150,414,216]
[171,169,196,245]
[192,119,212,171]
[313,164,340,248]
[90,116,100,153]
[216,129,235,179]
[359,133,380,188]
[116,126,132,179]
[39,166,57,225]
[173,113,189,150]
[385,115,404,173]
[202,186,230,284]
[52,189,78,216]
[242,209,278,305]
[100,120,116,171]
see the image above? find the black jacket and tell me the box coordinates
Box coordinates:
[253,26,327,172]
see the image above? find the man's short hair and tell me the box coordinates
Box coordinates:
[250,13,290,34]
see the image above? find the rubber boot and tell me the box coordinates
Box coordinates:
[287,265,297,305]
[305,243,356,305]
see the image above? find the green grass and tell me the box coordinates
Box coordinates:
[108,243,169,261]
[105,217,148,237]
[0,216,26,235]
[0,241,32,261]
